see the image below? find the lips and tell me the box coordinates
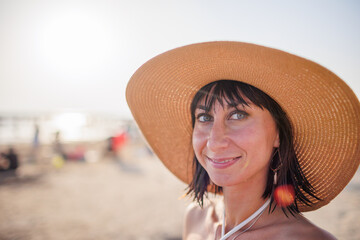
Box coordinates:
[205,156,241,169]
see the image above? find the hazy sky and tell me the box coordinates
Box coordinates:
[0,0,359,119]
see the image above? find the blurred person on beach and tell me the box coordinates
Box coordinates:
[50,131,67,168]
[126,42,360,239]
[29,123,40,163]
[106,130,128,161]
[0,147,19,171]
[53,131,67,160]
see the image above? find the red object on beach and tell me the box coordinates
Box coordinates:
[274,184,295,207]
[112,132,128,151]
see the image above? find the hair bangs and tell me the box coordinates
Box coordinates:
[192,80,271,120]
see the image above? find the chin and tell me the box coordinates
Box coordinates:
[209,174,240,187]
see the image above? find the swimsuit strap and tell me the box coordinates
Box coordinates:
[220,199,270,240]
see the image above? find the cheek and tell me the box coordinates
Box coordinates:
[231,126,272,159]
[229,126,256,147]
[192,128,207,158]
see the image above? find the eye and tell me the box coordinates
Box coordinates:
[196,113,213,122]
[229,111,248,120]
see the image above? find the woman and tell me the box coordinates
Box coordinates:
[126,42,360,239]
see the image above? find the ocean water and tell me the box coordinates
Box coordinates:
[0,112,131,145]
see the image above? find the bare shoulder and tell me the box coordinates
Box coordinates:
[183,200,222,240]
[272,215,337,240]
[183,202,205,228]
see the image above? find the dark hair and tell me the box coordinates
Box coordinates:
[187,80,319,216]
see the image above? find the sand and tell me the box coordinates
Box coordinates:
[0,142,359,240]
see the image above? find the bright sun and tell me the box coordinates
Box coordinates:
[39,8,113,73]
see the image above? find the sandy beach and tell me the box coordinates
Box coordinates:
[0,142,359,240]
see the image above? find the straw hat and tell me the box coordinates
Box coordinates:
[126,41,360,212]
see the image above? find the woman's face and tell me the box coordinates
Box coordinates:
[192,96,280,187]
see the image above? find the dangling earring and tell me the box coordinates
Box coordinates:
[270,148,282,185]
[271,149,295,207]
[273,171,278,185]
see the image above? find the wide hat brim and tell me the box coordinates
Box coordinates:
[126,41,360,212]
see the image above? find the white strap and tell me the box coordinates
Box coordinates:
[220,199,270,240]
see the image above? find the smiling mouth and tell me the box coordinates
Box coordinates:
[206,156,242,164]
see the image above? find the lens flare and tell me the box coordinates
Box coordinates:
[274,184,295,207]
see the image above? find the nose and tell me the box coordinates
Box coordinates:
[206,121,229,151]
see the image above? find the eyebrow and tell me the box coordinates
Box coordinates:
[195,103,252,112]
[195,105,210,111]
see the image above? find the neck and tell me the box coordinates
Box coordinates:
[222,173,269,232]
